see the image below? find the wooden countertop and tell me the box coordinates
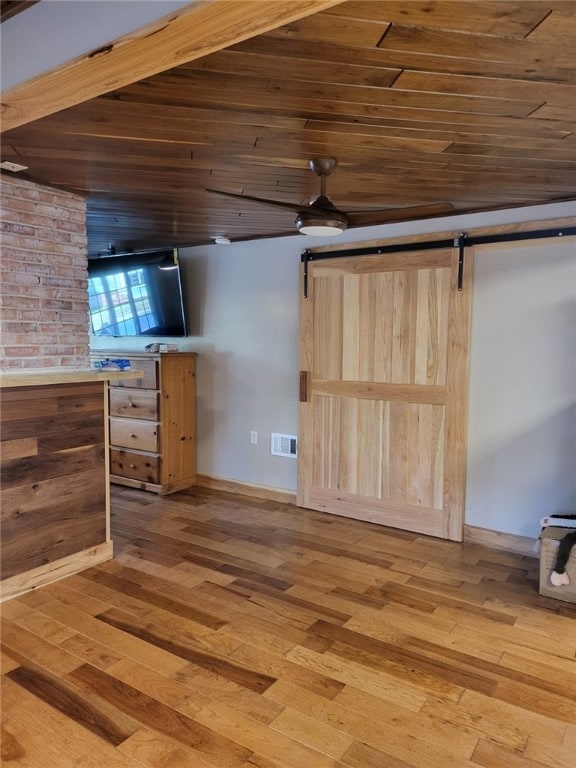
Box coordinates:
[0,367,142,388]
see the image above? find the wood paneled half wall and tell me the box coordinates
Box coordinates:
[0,382,111,599]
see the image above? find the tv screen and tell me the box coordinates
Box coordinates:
[88,249,186,337]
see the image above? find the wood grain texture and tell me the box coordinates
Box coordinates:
[109,389,158,420]
[1,0,345,130]
[6,664,140,746]
[0,383,108,581]
[1,484,575,767]
[1,1,574,255]
[299,245,469,540]
[109,418,158,454]
[0,542,113,603]
[0,370,142,389]
[93,352,196,495]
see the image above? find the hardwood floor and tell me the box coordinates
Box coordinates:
[2,485,575,767]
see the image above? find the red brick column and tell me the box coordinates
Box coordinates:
[1,175,88,370]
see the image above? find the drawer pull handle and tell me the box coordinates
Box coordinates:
[130,464,136,469]
[130,434,137,439]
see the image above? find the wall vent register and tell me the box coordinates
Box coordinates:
[271,433,297,458]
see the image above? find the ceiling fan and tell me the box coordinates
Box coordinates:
[206,158,454,237]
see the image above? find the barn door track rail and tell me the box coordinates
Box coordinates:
[301,225,576,298]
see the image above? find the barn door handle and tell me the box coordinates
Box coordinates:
[299,371,309,402]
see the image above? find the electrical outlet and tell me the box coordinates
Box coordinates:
[250,431,258,445]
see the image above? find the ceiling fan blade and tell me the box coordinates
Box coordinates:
[346,202,455,227]
[205,188,304,213]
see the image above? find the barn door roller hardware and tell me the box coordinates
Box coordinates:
[302,249,310,298]
[301,225,576,297]
[456,232,467,291]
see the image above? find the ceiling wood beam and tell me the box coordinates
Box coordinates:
[0,0,345,132]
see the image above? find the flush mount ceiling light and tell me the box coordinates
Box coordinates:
[206,157,455,238]
[295,207,347,237]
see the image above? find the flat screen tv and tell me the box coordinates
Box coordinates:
[88,249,186,337]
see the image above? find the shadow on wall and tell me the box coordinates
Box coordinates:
[194,346,228,473]
[180,254,207,338]
[466,402,576,538]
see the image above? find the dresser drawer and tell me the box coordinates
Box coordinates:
[112,359,158,389]
[110,448,159,483]
[109,389,158,421]
[110,417,158,452]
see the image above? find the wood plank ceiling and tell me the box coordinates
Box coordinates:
[2,0,575,257]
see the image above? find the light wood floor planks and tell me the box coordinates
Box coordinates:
[1,485,575,767]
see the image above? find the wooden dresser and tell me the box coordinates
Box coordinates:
[90,351,196,494]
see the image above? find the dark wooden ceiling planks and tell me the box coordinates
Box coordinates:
[1,0,575,256]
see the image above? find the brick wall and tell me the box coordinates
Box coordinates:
[1,174,89,370]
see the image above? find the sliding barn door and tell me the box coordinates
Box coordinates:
[297,246,472,540]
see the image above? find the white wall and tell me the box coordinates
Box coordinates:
[184,240,302,492]
[91,200,576,534]
[466,239,576,538]
[1,1,192,90]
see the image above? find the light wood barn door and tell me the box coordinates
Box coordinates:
[297,246,472,541]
